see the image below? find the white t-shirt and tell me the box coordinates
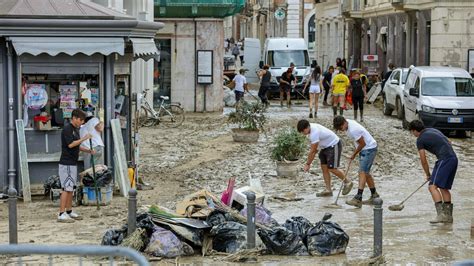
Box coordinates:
[309,123,340,149]
[233,74,247,92]
[80,118,104,149]
[347,119,377,150]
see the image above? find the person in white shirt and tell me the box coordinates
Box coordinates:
[333,116,380,208]
[80,116,104,170]
[233,68,248,106]
[297,119,354,197]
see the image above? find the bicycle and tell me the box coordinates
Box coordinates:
[137,89,185,128]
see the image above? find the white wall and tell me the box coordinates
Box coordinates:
[157,19,224,112]
[315,1,344,70]
[287,0,301,38]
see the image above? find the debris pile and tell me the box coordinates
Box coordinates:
[101,186,349,260]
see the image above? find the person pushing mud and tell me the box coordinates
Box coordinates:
[409,120,457,224]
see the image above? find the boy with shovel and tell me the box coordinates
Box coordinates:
[333,116,380,208]
[409,120,457,224]
[297,119,354,197]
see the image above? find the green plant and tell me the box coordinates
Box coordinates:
[271,127,307,161]
[228,101,266,131]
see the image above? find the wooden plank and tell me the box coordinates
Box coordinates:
[15,119,32,202]
[111,119,130,197]
[367,82,382,103]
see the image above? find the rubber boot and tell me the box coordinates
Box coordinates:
[280,100,284,107]
[332,106,337,116]
[360,109,364,122]
[354,110,358,120]
[339,107,344,116]
[430,202,447,224]
[443,203,453,223]
[287,99,291,108]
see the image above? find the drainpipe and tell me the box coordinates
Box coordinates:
[6,41,18,244]
[193,20,197,112]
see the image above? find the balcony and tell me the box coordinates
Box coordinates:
[342,0,362,17]
[154,0,245,18]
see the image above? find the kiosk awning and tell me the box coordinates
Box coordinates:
[10,37,125,56]
[130,38,160,61]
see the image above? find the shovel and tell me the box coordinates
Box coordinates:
[89,139,100,211]
[388,180,429,211]
[324,159,353,209]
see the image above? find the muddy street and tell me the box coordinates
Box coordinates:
[1,95,473,264]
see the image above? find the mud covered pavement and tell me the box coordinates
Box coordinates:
[1,94,473,264]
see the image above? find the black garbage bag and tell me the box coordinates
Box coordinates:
[145,226,194,258]
[206,210,236,227]
[82,169,113,187]
[283,216,313,239]
[258,226,308,255]
[43,175,61,196]
[136,212,155,238]
[101,226,127,246]
[210,221,247,253]
[304,213,349,256]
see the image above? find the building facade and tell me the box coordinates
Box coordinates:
[333,0,474,75]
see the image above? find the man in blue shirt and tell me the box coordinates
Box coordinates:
[409,120,458,224]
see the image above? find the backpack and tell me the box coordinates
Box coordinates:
[232,45,239,56]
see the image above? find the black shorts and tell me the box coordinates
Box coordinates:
[430,156,458,189]
[318,140,342,169]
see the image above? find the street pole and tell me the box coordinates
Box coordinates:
[246,192,256,249]
[7,41,18,244]
[373,197,383,258]
[128,188,137,236]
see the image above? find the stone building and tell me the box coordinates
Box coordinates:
[315,0,474,75]
[230,0,317,56]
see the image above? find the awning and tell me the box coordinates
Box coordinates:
[130,38,160,61]
[10,37,125,56]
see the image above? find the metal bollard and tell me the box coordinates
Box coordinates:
[373,197,383,258]
[8,187,18,244]
[128,189,137,236]
[246,192,256,249]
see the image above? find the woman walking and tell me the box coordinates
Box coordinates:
[258,64,271,106]
[350,71,367,122]
[304,66,322,118]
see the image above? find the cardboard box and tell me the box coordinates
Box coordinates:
[34,120,52,131]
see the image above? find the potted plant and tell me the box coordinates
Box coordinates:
[271,127,307,178]
[228,101,266,143]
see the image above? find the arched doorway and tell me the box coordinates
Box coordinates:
[304,10,316,52]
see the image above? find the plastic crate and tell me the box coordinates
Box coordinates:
[82,186,112,206]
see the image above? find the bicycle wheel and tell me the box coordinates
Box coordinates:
[138,107,156,127]
[158,104,185,128]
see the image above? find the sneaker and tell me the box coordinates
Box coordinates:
[362,192,380,205]
[316,190,333,197]
[57,212,75,223]
[342,181,354,195]
[309,113,313,118]
[346,196,362,208]
[68,211,83,220]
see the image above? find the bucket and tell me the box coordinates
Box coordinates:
[82,186,113,206]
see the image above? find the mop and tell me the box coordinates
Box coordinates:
[388,180,429,211]
[324,159,353,209]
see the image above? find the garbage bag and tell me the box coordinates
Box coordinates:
[223,87,236,107]
[43,175,61,196]
[145,226,194,258]
[206,210,236,227]
[304,213,349,256]
[136,212,155,237]
[210,221,247,253]
[283,216,313,238]
[258,226,308,255]
[240,205,273,225]
[101,227,127,246]
[82,169,113,187]
[167,224,203,247]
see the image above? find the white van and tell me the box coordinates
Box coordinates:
[259,38,315,97]
[402,66,474,132]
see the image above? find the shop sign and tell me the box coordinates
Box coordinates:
[274,8,286,21]
[363,55,378,62]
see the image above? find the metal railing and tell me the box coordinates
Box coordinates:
[0,244,149,266]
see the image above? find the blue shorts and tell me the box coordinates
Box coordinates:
[430,156,457,190]
[235,91,244,102]
[359,147,377,173]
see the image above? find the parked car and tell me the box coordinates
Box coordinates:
[382,68,409,119]
[402,66,474,133]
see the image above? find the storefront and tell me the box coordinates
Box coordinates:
[0,1,163,194]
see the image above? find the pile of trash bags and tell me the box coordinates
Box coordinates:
[101,189,349,258]
[80,165,113,187]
